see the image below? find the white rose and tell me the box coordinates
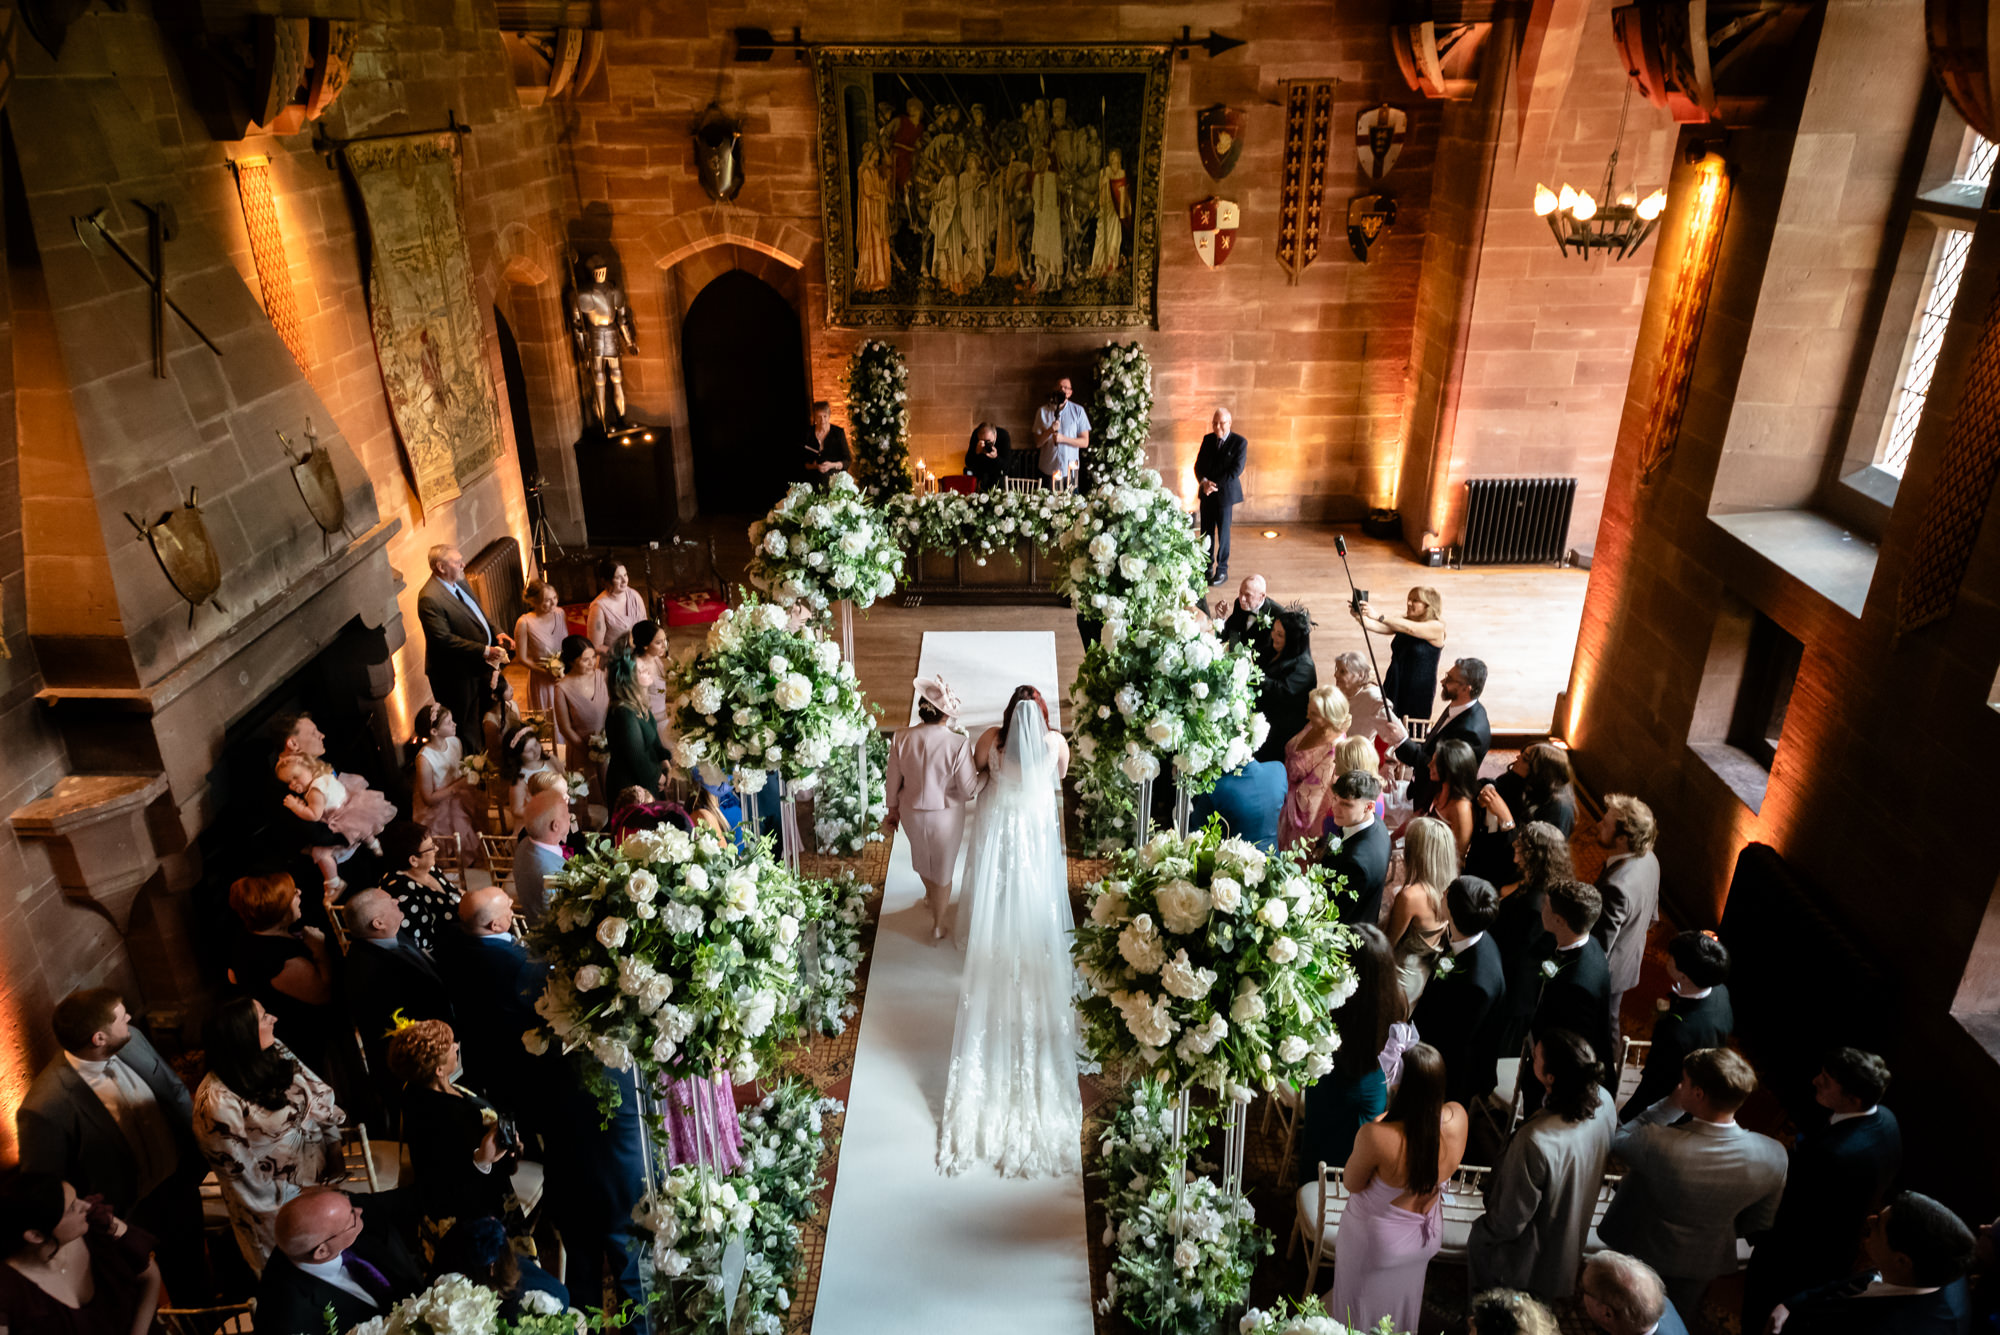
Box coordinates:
[596,916,629,948]
[1144,716,1177,747]
[1267,935,1298,964]
[1174,1240,1200,1271]
[774,673,814,710]
[1258,897,1289,929]
[1231,980,1267,1023]
[1251,713,1271,748]
[625,868,659,903]
[1278,1035,1310,1064]
[1089,534,1118,563]
[683,864,709,892]
[777,913,800,945]
[1153,879,1213,935]
[1210,876,1243,913]
[575,964,606,992]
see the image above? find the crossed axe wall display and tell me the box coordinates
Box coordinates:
[73,204,224,379]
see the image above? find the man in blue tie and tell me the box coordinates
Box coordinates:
[416,544,513,737]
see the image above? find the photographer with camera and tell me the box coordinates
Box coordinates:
[1033,376,1091,488]
[965,422,1009,492]
[1355,585,1450,722]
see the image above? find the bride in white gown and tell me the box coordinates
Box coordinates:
[937,687,1084,1178]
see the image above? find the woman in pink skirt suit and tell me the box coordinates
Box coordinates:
[884,675,979,942]
[1327,1042,1468,1334]
[513,578,568,712]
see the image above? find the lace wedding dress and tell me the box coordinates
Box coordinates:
[937,699,1083,1177]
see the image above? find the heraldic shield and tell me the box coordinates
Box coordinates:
[1356,103,1408,181]
[1347,192,1397,262]
[1191,197,1240,268]
[126,488,225,625]
[1198,104,1245,179]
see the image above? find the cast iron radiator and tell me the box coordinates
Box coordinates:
[1459,476,1576,565]
[465,536,526,631]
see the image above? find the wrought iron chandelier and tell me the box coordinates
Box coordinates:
[1535,83,1666,260]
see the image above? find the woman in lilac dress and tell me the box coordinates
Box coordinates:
[1326,1042,1469,1333]
[586,559,646,659]
[513,579,569,712]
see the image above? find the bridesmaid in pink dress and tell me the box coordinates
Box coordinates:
[1326,1043,1469,1334]
[513,578,568,712]
[1278,686,1352,850]
[586,559,647,659]
[553,635,610,778]
[629,619,672,740]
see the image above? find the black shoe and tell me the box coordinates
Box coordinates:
[1207,573,1227,587]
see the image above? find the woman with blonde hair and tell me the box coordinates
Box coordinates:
[1278,684,1351,850]
[1355,586,1447,722]
[1387,816,1458,1007]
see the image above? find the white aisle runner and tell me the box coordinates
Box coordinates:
[812,632,1091,1335]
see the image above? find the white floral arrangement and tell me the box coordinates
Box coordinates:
[587,732,610,768]
[745,473,905,613]
[342,1271,612,1333]
[663,597,874,792]
[811,729,888,856]
[845,339,913,496]
[1093,1080,1269,1333]
[1071,824,1356,1097]
[460,752,493,784]
[522,825,812,1087]
[537,652,567,680]
[633,1079,841,1335]
[1240,1301,1408,1335]
[1088,341,1154,489]
[1054,471,1207,625]
[881,487,1088,557]
[799,869,871,1036]
[565,769,591,801]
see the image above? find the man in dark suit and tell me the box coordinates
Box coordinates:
[417,544,511,736]
[1219,574,1278,648]
[1746,1048,1906,1332]
[257,1187,423,1334]
[436,887,548,1129]
[803,399,851,486]
[1321,770,1391,927]
[342,888,454,1084]
[1771,1193,1975,1335]
[15,987,211,1299]
[1187,757,1287,850]
[1395,657,1492,813]
[1593,793,1662,1050]
[1528,879,1616,1110]
[544,1060,651,1332]
[1194,407,1248,586]
[1413,876,1506,1104]
[1585,1251,1693,1335]
[1623,931,1734,1120]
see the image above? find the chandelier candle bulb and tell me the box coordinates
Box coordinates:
[1534,184,1560,216]
[1558,183,1578,212]
[1572,190,1598,221]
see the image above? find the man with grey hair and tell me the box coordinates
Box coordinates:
[1584,1252,1689,1335]
[1333,649,1409,752]
[1193,407,1248,586]
[417,544,512,734]
[1219,573,1277,647]
[343,887,452,1085]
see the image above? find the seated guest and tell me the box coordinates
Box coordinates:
[255,1187,422,1333]
[1278,685,1349,851]
[343,889,454,1082]
[191,998,346,1274]
[801,399,850,485]
[1528,879,1615,1106]
[1187,756,1287,851]
[385,1020,520,1261]
[1601,1047,1788,1318]
[1770,1193,1976,1335]
[1584,1252,1691,1335]
[1387,815,1457,1008]
[434,1215,569,1321]
[1424,737,1480,864]
[508,790,572,929]
[411,704,485,860]
[1592,793,1661,1053]
[501,726,553,835]
[1332,650,1409,761]
[13,987,207,1302]
[1218,574,1276,647]
[0,1171,162,1335]
[1300,923,1402,1180]
[1254,606,1317,762]
[1411,876,1505,1106]
[376,820,461,955]
[228,872,336,1074]
[604,650,671,801]
[1622,931,1733,1121]
[1469,1029,1618,1298]
[436,889,548,1131]
[1321,770,1390,926]
[964,422,1008,491]
[481,675,525,770]
[1746,1048,1905,1333]
[1492,822,1569,1064]
[1394,656,1492,813]
[1470,1288,1563,1335]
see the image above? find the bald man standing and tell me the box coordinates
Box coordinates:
[255,1187,422,1332]
[1194,407,1248,587]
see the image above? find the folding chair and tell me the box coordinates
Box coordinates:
[1288,1161,1349,1295]
[1260,1084,1305,1184]
[1616,1036,1653,1108]
[1435,1164,1493,1264]
[156,1302,257,1335]
[1004,476,1039,494]
[325,902,354,955]
[341,1123,403,1193]
[480,832,517,881]
[1582,1171,1626,1255]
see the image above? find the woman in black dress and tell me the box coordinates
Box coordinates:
[1254,606,1318,763]
[1355,586,1448,722]
[386,1020,521,1260]
[227,873,336,1073]
[603,650,671,801]
[1489,821,1572,1065]
[0,1173,160,1335]
[1468,743,1578,886]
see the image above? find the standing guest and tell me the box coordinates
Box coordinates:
[1492,822,1570,1064]
[13,988,207,1302]
[1471,1289,1564,1335]
[1468,1029,1618,1297]
[417,544,512,739]
[0,1172,162,1335]
[434,1216,569,1322]
[1301,925,1403,1181]
[1622,931,1733,1121]
[1395,657,1493,814]
[1593,794,1661,1049]
[500,726,552,834]
[227,873,336,1073]
[191,999,345,1273]
[436,889,549,1132]
[1411,876,1506,1106]
[1188,756,1288,851]
[1279,685,1351,850]
[513,578,568,712]
[1033,375,1091,487]
[1584,1252,1691,1335]
[884,675,979,942]
[1326,1043,1469,1333]
[385,1020,520,1261]
[1769,1193,1975,1335]
[542,1062,648,1328]
[1529,880,1616,1098]
[964,423,1007,491]
[1193,406,1247,586]
[1355,585,1448,723]
[1601,1047,1789,1318]
[411,704,484,857]
[377,820,461,955]
[1321,770,1391,927]
[604,651,671,801]
[343,890,453,1086]
[1470,743,1576,886]
[1387,815,1458,1006]
[629,619,673,737]
[1425,737,1481,864]
[1333,650,1410,762]
[585,559,647,659]
[1219,574,1278,647]
[552,636,608,780]
[1745,1049,1905,1333]
[255,1187,423,1333]
[1255,605,1318,763]
[481,676,526,770]
[802,400,851,485]
[509,790,572,930]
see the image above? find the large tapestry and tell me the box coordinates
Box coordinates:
[813,44,1170,329]
[346,132,503,510]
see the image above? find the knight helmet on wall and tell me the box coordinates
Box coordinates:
[569,250,639,432]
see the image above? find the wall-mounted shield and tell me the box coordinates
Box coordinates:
[1190,197,1240,268]
[280,421,346,545]
[1347,191,1397,262]
[1356,103,1408,180]
[1197,104,1244,179]
[694,103,745,202]
[126,488,225,625]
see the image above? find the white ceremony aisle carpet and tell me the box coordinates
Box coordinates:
[812,632,1091,1335]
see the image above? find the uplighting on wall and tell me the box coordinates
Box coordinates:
[1639,144,1732,484]
[229,155,312,373]
[1533,85,1666,261]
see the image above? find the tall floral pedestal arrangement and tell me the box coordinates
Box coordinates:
[846,338,913,498]
[1087,341,1154,491]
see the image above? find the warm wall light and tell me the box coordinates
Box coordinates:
[230,155,311,374]
[1534,184,1560,216]
[1639,156,1733,483]
[1262,529,1279,538]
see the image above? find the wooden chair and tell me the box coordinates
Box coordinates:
[1288,1161,1349,1295]
[1616,1036,1652,1107]
[1004,476,1039,494]
[480,832,516,881]
[1582,1171,1626,1256]
[433,831,471,894]
[1260,1084,1305,1184]
[1472,1054,1527,1150]
[1435,1163,1494,1264]
[341,1123,403,1193]
[156,1302,257,1335]
[325,901,354,955]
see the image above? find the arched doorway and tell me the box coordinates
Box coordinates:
[680,270,808,515]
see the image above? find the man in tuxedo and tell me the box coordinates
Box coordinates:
[1528,879,1616,1108]
[1770,1193,1975,1335]
[1194,406,1248,587]
[1412,875,1506,1104]
[256,1187,422,1334]
[544,1060,651,1333]
[1746,1048,1906,1332]
[15,987,211,1299]
[1593,793,1661,1052]
[1585,1251,1692,1335]
[1395,657,1492,813]
[1602,1047,1789,1318]
[802,399,850,486]
[436,887,548,1129]
[1321,770,1391,927]
[508,790,572,929]
[1219,574,1278,648]
[417,544,511,736]
[343,888,454,1083]
[1623,930,1734,1120]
